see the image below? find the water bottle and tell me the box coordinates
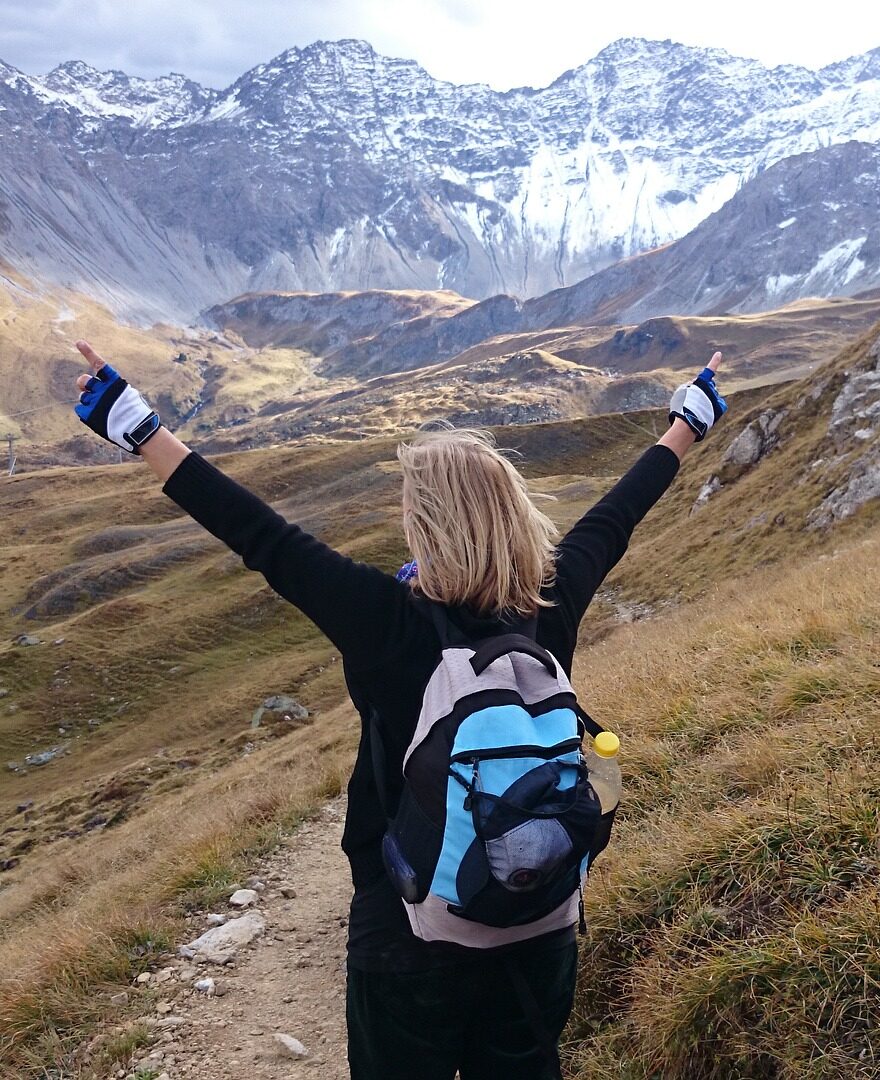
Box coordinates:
[584,731,621,814]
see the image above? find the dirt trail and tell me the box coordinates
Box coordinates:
[153,797,352,1079]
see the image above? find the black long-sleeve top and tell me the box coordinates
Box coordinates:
[163,443,680,971]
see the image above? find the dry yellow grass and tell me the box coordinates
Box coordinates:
[564,535,880,1079]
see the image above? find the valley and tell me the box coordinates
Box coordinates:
[4,268,880,468]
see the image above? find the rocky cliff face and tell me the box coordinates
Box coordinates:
[1,39,879,321]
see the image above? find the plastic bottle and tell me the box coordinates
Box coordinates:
[584,731,621,814]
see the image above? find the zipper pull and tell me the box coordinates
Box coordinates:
[578,882,587,935]
[464,760,479,811]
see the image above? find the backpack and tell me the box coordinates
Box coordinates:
[371,601,617,948]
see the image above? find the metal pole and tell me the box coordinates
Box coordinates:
[6,434,16,477]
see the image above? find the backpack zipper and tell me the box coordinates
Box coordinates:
[450,738,582,765]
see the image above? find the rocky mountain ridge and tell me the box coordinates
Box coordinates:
[1,38,879,320]
[205,141,880,377]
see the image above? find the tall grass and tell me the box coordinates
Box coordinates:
[564,535,880,1079]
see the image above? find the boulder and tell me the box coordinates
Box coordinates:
[13,634,42,647]
[179,911,266,964]
[718,409,785,484]
[24,745,68,767]
[250,694,309,729]
[229,888,259,907]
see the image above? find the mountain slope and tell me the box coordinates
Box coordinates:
[1,39,880,318]
[522,140,880,327]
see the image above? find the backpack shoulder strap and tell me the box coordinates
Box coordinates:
[411,596,469,648]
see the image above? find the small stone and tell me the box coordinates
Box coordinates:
[154,967,175,984]
[0,689,9,698]
[13,634,42,647]
[176,965,198,982]
[244,875,266,891]
[136,972,152,985]
[110,991,129,1006]
[279,885,297,899]
[157,1015,187,1029]
[53,637,65,645]
[194,977,215,995]
[205,913,227,926]
[273,1033,309,1060]
[15,800,33,813]
[155,1001,173,1015]
[229,888,259,908]
[24,745,67,767]
[212,979,228,997]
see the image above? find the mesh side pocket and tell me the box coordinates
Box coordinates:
[585,805,617,871]
[485,818,573,892]
[384,787,444,905]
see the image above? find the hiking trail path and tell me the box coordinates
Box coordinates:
[134,797,351,1079]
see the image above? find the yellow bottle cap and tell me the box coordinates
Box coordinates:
[593,731,620,758]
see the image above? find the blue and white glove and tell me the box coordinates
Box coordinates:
[669,363,727,442]
[75,362,161,454]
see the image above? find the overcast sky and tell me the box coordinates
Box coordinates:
[1,0,879,90]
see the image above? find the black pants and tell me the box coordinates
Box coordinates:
[346,942,578,1080]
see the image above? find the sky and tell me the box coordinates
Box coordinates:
[1,0,879,90]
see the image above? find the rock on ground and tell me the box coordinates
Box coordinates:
[181,911,266,964]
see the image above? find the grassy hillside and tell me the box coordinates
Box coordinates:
[5,269,880,468]
[565,532,879,1079]
[0,321,877,1077]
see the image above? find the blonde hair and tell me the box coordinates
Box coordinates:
[397,425,558,617]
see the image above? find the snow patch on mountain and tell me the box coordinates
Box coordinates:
[0,38,879,318]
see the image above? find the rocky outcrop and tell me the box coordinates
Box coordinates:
[691,408,787,512]
[718,409,787,484]
[250,695,309,729]
[807,337,880,528]
[807,445,880,528]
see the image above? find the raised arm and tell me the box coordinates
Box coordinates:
[552,353,726,629]
[72,341,412,667]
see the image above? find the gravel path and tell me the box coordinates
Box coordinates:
[128,798,352,1079]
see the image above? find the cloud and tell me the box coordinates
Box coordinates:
[0,0,875,91]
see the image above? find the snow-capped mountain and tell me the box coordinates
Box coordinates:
[0,38,879,321]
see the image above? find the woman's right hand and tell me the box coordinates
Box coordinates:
[74,340,162,454]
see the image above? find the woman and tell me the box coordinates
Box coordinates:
[73,340,726,1079]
